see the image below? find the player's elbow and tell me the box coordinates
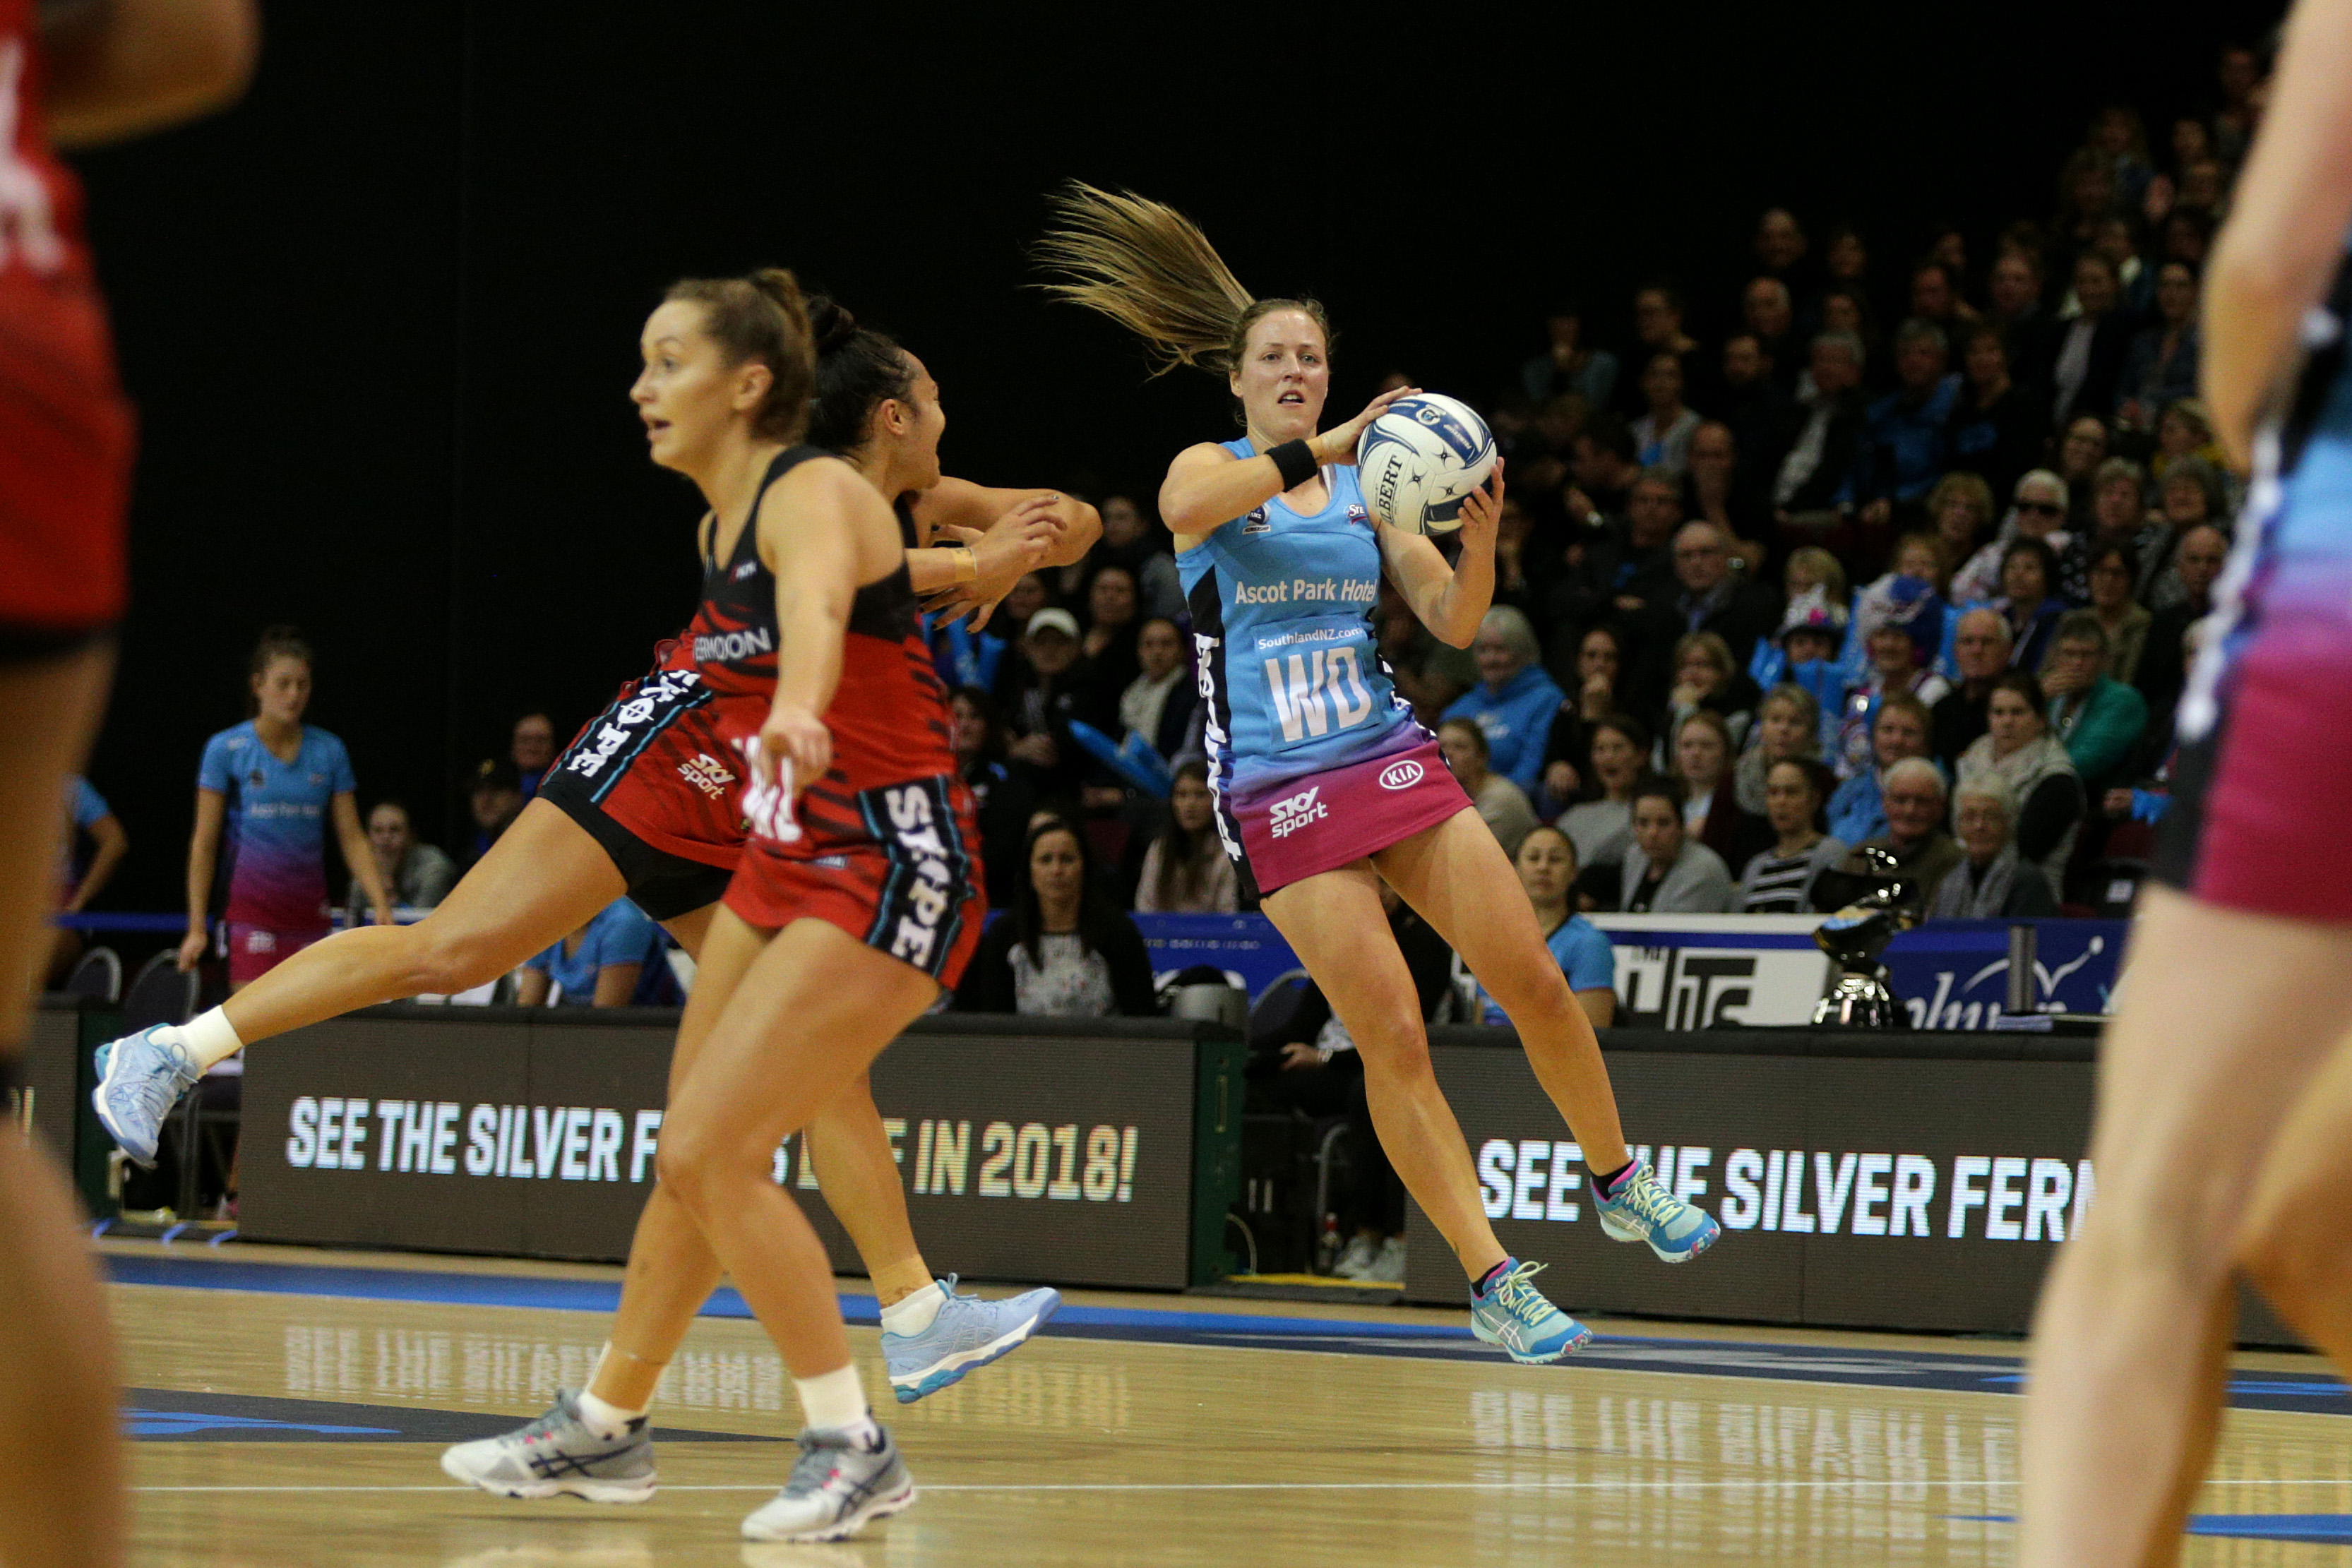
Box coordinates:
[176,1,261,116]
[48,0,260,148]
[2209,226,2329,317]
[1431,616,1476,650]
[1058,503,1103,563]
[1158,481,1223,537]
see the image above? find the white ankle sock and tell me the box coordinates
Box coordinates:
[878,1281,945,1339]
[575,1387,645,1440]
[793,1365,873,1440]
[171,1008,246,1072]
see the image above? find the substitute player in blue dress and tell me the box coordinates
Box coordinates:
[176,627,390,989]
[2020,13,2352,1565]
[1041,185,1717,1363]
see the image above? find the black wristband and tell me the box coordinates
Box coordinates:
[1267,439,1318,491]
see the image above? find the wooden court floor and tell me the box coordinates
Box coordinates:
[100,1240,2352,1566]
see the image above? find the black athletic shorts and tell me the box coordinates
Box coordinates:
[537,768,734,923]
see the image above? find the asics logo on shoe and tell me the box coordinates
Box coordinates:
[1268,784,1327,839]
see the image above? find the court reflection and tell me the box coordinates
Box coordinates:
[280,1322,1135,1434]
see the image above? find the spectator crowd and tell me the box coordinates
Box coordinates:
[935,65,2258,987]
[73,59,2256,1052]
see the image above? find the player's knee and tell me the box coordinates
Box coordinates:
[1355,1017,1434,1081]
[652,1112,760,1210]
[1478,954,1573,1023]
[652,1125,719,1210]
[405,920,513,995]
[2238,1192,2344,1318]
[2077,1159,2242,1285]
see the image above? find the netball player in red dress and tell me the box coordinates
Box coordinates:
[0,6,253,1566]
[449,270,975,1544]
[98,324,1092,1414]
[664,279,986,1546]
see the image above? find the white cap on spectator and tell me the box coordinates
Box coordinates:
[1027,608,1081,640]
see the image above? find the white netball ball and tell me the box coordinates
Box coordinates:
[1354,393,1497,535]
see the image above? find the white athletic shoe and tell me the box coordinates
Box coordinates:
[438,1389,656,1503]
[1332,1234,1381,1279]
[739,1427,914,1543]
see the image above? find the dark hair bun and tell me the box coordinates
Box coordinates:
[806,295,859,355]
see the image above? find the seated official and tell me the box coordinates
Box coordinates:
[518,897,669,1007]
[1461,825,1616,1029]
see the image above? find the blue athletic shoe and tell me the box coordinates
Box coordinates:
[91,1026,199,1167]
[1468,1259,1592,1363]
[882,1276,1060,1403]
[1595,1159,1721,1262]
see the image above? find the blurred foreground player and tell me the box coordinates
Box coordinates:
[2019,12,2352,1566]
[0,6,254,1567]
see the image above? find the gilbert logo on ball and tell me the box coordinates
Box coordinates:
[1356,393,1496,535]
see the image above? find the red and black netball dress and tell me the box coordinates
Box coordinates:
[0,4,138,654]
[691,447,984,984]
[538,631,745,920]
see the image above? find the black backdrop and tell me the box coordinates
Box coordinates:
[66,0,2275,904]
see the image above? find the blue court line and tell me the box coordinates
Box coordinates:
[1955,1514,2352,1543]
[1978,1372,2347,1399]
[100,1253,1475,1339]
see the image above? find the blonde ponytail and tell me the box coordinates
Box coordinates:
[1037,181,1330,377]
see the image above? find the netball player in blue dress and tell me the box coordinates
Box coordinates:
[1041,186,1717,1361]
[177,626,393,990]
[2021,12,2352,1564]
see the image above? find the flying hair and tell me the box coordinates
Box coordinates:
[1035,180,1332,377]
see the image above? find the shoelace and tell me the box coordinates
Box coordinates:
[1615,1173,1681,1227]
[784,1432,859,1495]
[1484,1260,1555,1322]
[128,1041,196,1121]
[511,1396,583,1448]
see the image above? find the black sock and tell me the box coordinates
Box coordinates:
[1474,1259,1512,1295]
[1592,1160,1635,1197]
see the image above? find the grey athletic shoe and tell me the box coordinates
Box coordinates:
[91,1025,199,1167]
[739,1427,915,1543]
[439,1389,657,1504]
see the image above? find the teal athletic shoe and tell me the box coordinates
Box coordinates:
[1468,1259,1593,1363]
[882,1276,1061,1404]
[1595,1159,1722,1262]
[91,1025,200,1167]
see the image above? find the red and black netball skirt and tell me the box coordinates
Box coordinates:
[539,660,742,921]
[724,773,985,988]
[0,273,136,660]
